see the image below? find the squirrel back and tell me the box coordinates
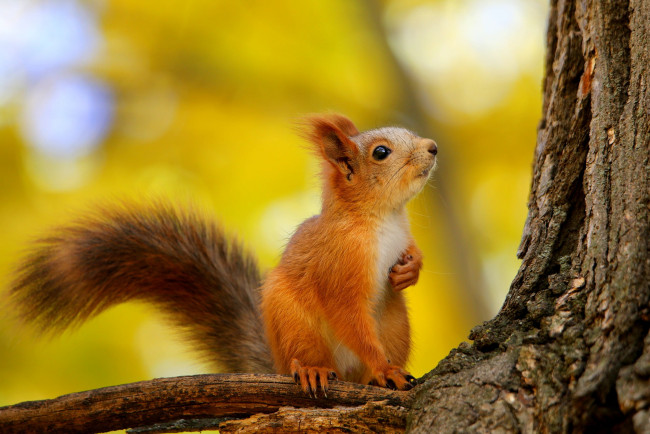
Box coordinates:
[10,202,273,374]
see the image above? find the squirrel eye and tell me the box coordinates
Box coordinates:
[372,145,391,161]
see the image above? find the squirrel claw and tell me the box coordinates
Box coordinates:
[405,374,418,386]
[369,365,415,391]
[290,358,336,399]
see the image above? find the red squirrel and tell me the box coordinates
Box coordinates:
[10,114,437,395]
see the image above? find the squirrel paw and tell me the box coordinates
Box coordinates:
[368,365,417,391]
[290,358,337,398]
[389,251,423,291]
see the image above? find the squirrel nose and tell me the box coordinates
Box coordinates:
[423,139,437,156]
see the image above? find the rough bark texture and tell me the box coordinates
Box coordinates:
[218,401,408,433]
[409,0,649,432]
[0,374,411,433]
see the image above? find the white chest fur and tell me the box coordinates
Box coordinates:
[373,210,411,311]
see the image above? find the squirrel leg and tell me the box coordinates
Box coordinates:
[324,295,415,391]
[378,293,410,367]
[389,245,423,291]
[284,334,337,397]
[262,284,338,397]
[374,293,418,389]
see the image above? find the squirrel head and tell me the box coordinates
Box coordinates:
[304,114,437,215]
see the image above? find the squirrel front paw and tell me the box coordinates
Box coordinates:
[389,250,423,291]
[290,358,338,398]
[368,365,417,391]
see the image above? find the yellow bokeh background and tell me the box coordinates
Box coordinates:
[0,0,546,407]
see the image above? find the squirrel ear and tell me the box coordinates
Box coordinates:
[305,114,360,179]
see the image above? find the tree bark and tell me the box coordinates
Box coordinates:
[0,374,410,433]
[408,0,649,431]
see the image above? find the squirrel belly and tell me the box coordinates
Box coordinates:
[335,209,413,381]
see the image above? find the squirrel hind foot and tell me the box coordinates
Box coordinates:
[368,365,415,391]
[290,358,337,399]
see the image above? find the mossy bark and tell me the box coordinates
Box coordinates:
[408,0,649,431]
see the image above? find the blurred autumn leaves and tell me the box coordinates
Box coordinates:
[0,0,546,405]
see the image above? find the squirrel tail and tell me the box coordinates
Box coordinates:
[10,202,274,374]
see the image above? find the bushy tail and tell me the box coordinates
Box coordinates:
[10,202,274,374]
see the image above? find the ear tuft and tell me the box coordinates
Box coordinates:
[320,114,360,137]
[301,114,360,178]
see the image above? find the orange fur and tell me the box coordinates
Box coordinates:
[11,114,437,396]
[261,114,437,393]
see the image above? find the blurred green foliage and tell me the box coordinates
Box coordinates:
[0,0,546,406]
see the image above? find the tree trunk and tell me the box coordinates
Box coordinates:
[408,0,649,432]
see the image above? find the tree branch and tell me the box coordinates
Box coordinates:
[0,373,412,433]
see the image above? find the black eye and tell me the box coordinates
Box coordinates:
[372,145,391,160]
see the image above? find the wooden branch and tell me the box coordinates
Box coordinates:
[0,373,412,434]
[218,400,408,433]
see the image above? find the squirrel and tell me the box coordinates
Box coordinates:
[9,114,437,396]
